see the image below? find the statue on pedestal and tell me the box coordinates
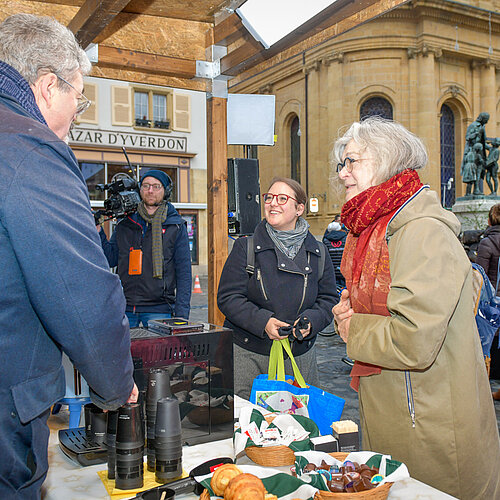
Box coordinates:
[485,138,500,194]
[460,112,490,196]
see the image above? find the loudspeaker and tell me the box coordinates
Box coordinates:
[227,158,261,235]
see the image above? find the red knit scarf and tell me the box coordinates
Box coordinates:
[340,169,423,391]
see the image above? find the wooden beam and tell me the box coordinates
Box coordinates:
[97,45,197,79]
[220,0,410,76]
[220,38,265,75]
[212,12,248,47]
[207,96,228,327]
[68,0,132,49]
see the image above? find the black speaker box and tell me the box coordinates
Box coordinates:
[227,158,261,235]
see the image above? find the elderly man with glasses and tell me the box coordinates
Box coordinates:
[99,169,192,327]
[0,13,137,498]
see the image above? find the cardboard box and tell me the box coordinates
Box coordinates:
[310,435,339,453]
[332,430,359,453]
[331,420,359,453]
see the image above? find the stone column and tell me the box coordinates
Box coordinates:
[480,60,497,138]
[303,59,322,200]
[324,51,345,215]
[416,45,440,188]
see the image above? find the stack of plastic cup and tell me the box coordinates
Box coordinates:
[154,396,182,483]
[104,410,118,480]
[146,368,172,472]
[115,403,144,490]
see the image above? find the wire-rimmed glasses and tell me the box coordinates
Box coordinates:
[55,74,92,116]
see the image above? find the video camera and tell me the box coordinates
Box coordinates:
[93,174,141,225]
[93,148,142,225]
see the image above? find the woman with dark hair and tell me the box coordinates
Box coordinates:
[476,203,500,286]
[476,203,500,395]
[332,117,500,499]
[217,177,338,399]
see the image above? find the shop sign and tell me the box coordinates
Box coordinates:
[69,127,187,152]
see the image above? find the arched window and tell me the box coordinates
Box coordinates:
[440,104,455,208]
[290,115,301,182]
[360,97,393,120]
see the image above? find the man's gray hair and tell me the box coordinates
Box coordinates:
[0,13,91,86]
[333,116,428,184]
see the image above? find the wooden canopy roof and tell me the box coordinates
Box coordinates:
[0,0,409,90]
[0,0,409,323]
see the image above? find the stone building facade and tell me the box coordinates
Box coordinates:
[228,0,499,236]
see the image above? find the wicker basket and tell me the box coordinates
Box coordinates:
[312,453,392,500]
[245,444,296,466]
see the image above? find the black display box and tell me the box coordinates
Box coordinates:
[130,321,234,446]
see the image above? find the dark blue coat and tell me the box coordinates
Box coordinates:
[100,205,192,318]
[217,220,338,356]
[0,91,134,419]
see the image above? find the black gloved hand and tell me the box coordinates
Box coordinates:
[293,316,311,342]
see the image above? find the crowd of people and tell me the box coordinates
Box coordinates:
[0,11,499,500]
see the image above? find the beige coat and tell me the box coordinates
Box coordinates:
[347,188,500,500]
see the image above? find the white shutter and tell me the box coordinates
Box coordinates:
[77,82,98,124]
[173,93,191,132]
[111,85,132,126]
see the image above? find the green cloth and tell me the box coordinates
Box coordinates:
[137,200,167,279]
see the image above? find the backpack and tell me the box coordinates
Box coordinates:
[245,235,326,279]
[471,263,500,358]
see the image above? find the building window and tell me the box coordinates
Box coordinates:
[134,91,149,126]
[180,211,198,264]
[290,115,300,182]
[360,97,393,120]
[133,89,171,130]
[78,162,179,205]
[139,166,178,203]
[440,104,455,208]
[80,162,105,201]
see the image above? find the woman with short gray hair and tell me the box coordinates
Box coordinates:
[333,116,427,184]
[332,117,500,499]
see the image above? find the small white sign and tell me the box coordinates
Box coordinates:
[309,197,319,213]
[227,94,275,145]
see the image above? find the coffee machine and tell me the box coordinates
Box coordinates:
[130,320,234,446]
[58,320,233,465]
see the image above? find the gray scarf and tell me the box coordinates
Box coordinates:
[265,217,310,259]
[137,201,167,279]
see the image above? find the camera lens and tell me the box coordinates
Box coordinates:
[115,403,144,490]
[146,368,172,472]
[84,403,106,445]
[154,397,182,483]
[105,410,118,480]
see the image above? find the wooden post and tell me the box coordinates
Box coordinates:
[207,96,228,326]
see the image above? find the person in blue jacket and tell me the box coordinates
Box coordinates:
[99,170,192,326]
[0,14,137,499]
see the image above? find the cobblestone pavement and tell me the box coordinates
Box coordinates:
[190,274,500,433]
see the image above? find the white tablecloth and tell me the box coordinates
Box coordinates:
[42,411,457,500]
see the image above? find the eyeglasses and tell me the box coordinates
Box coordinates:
[336,156,371,173]
[55,74,92,116]
[141,182,163,192]
[262,193,297,205]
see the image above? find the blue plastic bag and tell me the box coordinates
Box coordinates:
[250,339,345,435]
[472,263,500,357]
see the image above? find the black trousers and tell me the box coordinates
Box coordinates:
[490,334,500,380]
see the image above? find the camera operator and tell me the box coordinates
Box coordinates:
[99,170,192,326]
[0,14,137,498]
